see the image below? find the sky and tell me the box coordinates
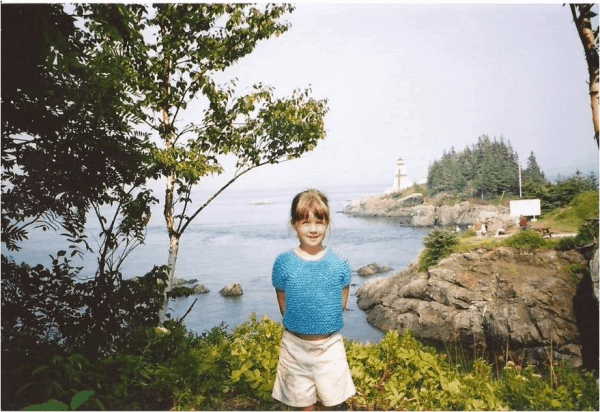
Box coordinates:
[186,2,598,194]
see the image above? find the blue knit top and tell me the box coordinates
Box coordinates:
[272,248,351,335]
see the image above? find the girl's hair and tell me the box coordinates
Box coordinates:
[290,189,330,224]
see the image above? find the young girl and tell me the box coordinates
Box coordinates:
[271,189,356,411]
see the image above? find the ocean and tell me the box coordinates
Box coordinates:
[3,183,429,343]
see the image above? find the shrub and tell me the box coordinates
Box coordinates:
[556,236,578,251]
[12,317,600,411]
[346,329,506,410]
[418,229,459,271]
[459,228,477,238]
[502,230,547,249]
[228,313,283,401]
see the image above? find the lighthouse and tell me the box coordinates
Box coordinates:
[393,156,408,192]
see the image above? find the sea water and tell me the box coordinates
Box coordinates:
[3,183,428,343]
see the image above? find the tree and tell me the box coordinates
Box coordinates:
[99,4,329,321]
[2,4,164,356]
[569,4,599,147]
[523,151,546,183]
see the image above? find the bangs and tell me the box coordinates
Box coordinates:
[291,189,330,223]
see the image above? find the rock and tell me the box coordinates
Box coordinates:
[357,247,588,366]
[193,284,210,294]
[220,282,243,296]
[343,195,512,230]
[591,249,599,302]
[398,193,424,207]
[357,262,392,276]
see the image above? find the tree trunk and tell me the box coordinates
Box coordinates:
[159,228,180,322]
[570,4,599,147]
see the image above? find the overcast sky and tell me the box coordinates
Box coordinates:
[180,3,598,195]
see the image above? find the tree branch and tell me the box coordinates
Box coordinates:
[179,160,273,235]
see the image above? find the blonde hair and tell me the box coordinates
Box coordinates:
[290,189,330,225]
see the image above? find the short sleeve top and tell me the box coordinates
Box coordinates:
[272,248,351,335]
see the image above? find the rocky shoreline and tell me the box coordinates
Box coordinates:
[343,192,514,235]
[355,245,599,369]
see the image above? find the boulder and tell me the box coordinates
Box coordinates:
[220,282,243,297]
[398,193,424,207]
[193,284,210,294]
[409,204,436,226]
[356,247,587,366]
[357,262,392,276]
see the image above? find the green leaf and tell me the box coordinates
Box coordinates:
[23,399,68,411]
[70,390,95,410]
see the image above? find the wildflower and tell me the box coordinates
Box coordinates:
[533,373,542,378]
[155,326,170,335]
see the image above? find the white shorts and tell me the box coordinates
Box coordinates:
[272,330,356,407]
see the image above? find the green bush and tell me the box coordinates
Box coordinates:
[556,236,578,251]
[14,316,600,411]
[502,230,547,249]
[418,229,459,271]
[459,228,477,238]
[228,313,282,401]
[498,361,599,411]
[346,328,506,410]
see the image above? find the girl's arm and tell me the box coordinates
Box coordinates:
[342,285,350,311]
[276,289,286,315]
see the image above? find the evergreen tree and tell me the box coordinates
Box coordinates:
[523,151,545,183]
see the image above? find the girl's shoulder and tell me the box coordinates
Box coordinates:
[274,249,296,263]
[325,249,351,268]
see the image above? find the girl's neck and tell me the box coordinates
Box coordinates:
[295,244,326,258]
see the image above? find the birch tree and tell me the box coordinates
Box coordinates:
[109,4,329,321]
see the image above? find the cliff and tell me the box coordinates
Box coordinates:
[356,246,598,369]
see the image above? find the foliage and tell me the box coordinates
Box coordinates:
[346,329,506,410]
[498,360,599,411]
[427,135,519,199]
[2,4,162,364]
[9,315,599,411]
[2,4,156,255]
[167,286,195,299]
[418,229,459,271]
[522,151,546,184]
[23,390,95,411]
[229,313,283,401]
[502,230,548,249]
[523,171,598,211]
[459,228,477,239]
[62,3,330,318]
[1,254,168,367]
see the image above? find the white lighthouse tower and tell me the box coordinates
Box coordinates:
[393,156,409,191]
[384,156,413,195]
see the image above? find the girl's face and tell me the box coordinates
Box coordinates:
[293,211,328,252]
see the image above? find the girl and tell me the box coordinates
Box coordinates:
[271,189,356,411]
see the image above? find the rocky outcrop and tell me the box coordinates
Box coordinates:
[343,194,512,231]
[192,284,210,294]
[357,262,392,276]
[220,282,243,296]
[356,247,588,366]
[591,249,599,302]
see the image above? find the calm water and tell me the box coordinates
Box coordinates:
[4,184,428,342]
